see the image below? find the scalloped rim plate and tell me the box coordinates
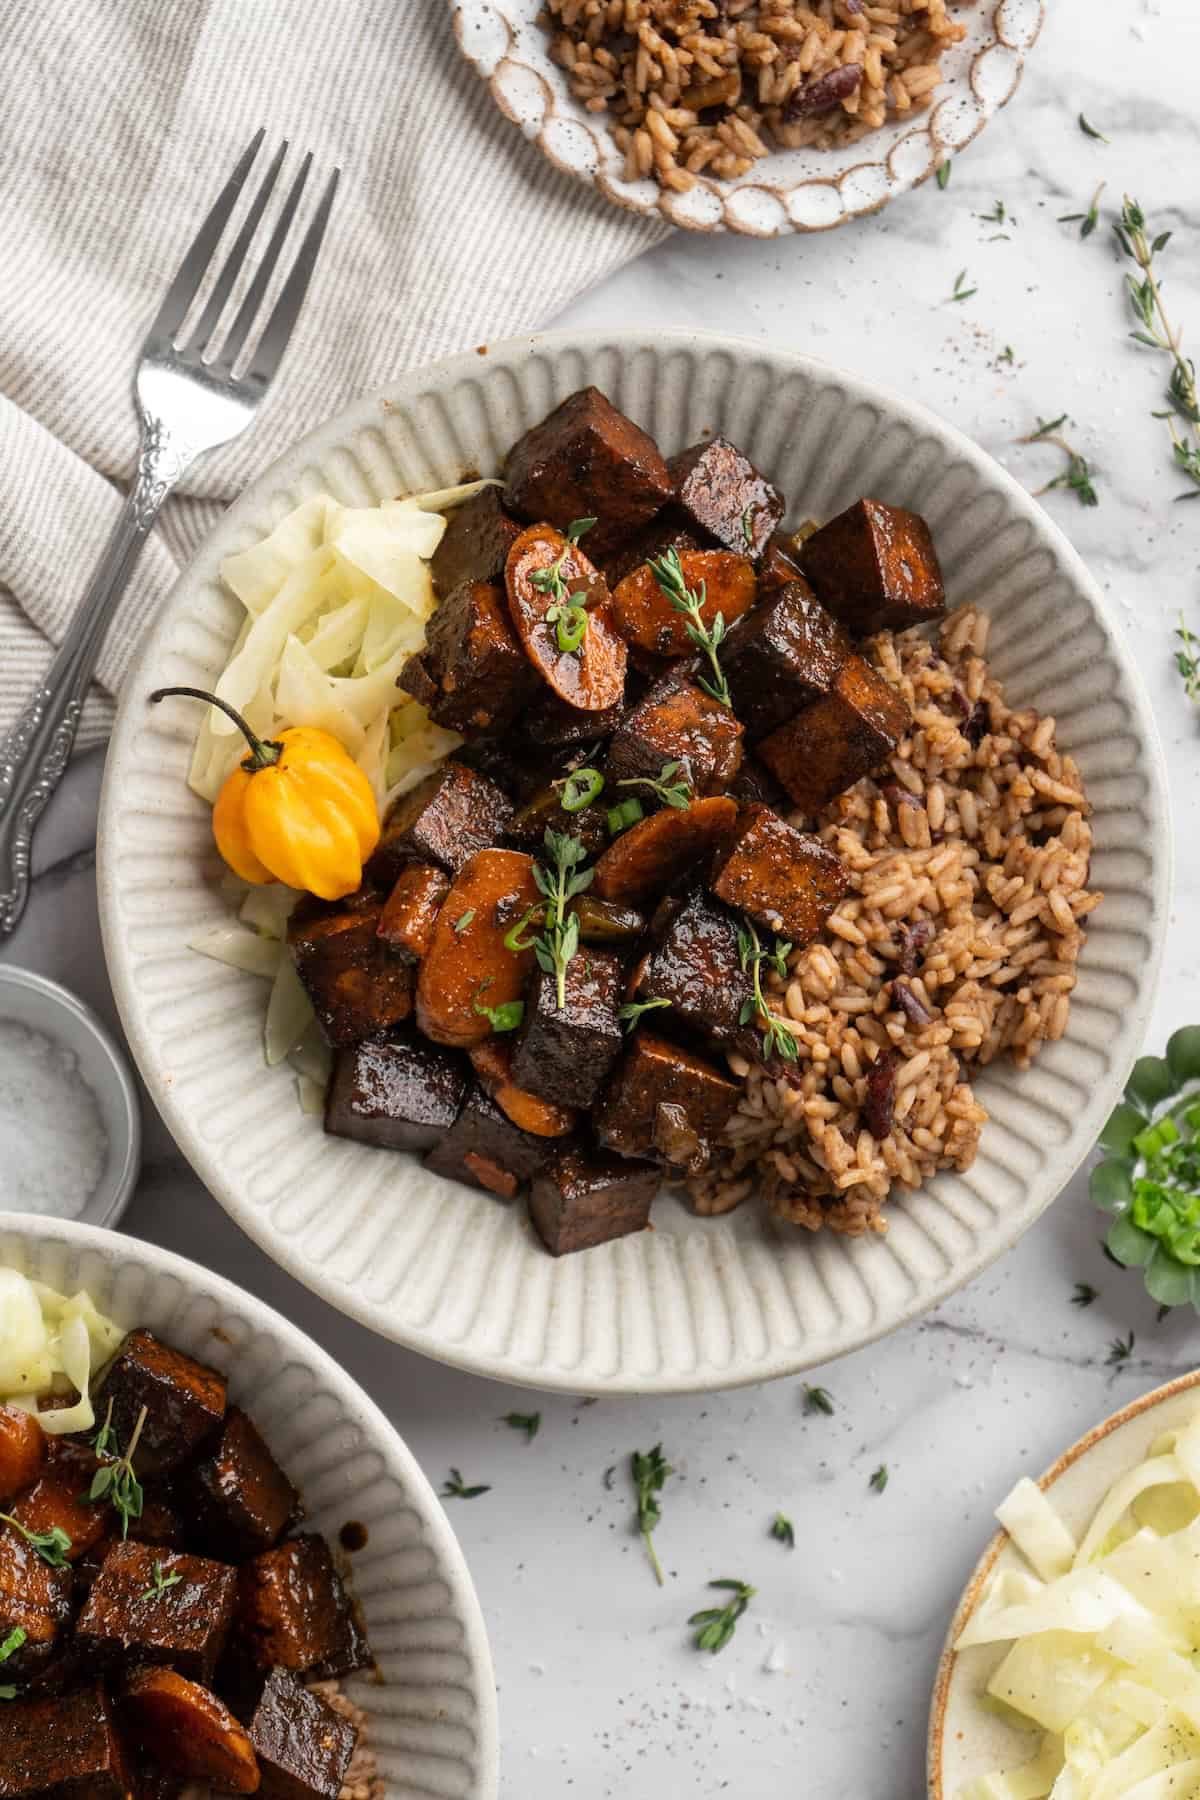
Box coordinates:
[0,1213,498,1800]
[449,0,1045,236]
[929,1369,1200,1799]
[98,327,1171,1396]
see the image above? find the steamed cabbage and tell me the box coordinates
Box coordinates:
[0,1271,125,1435]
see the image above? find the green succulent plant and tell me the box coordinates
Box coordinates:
[1093,1027,1200,1308]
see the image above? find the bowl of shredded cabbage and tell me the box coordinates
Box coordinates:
[931,1370,1200,1800]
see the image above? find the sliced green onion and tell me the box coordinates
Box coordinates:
[606,797,644,836]
[473,999,525,1033]
[554,603,588,655]
[503,905,542,953]
[561,768,603,813]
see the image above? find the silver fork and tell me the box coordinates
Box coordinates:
[0,129,339,935]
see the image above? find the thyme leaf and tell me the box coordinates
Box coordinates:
[1113,196,1200,501]
[616,759,692,812]
[1018,416,1099,507]
[617,996,672,1033]
[0,1516,71,1568]
[689,1579,755,1654]
[738,920,799,1063]
[1071,1282,1099,1308]
[86,1403,147,1538]
[770,1512,795,1549]
[803,1384,834,1417]
[1078,114,1109,143]
[949,269,977,304]
[1106,1331,1135,1368]
[442,1468,491,1499]
[139,1561,183,1603]
[632,1444,672,1587]
[501,1412,541,1443]
[869,1464,889,1494]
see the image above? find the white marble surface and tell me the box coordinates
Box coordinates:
[6,2,1200,1792]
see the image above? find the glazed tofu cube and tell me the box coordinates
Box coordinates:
[799,497,946,635]
[74,1496,186,1602]
[668,436,784,560]
[756,531,806,595]
[728,752,788,812]
[91,1330,226,1478]
[595,1031,740,1168]
[709,805,851,945]
[523,686,627,749]
[325,1029,468,1154]
[9,1439,109,1563]
[377,863,450,962]
[0,1408,45,1504]
[244,1669,356,1800]
[757,653,912,813]
[189,1408,299,1561]
[424,1085,550,1199]
[509,949,625,1109]
[371,761,513,881]
[506,777,610,861]
[77,1542,237,1684]
[504,387,673,559]
[606,673,743,796]
[529,1149,659,1256]
[0,1525,72,1681]
[401,578,537,734]
[0,1684,132,1800]
[637,887,756,1052]
[721,581,851,740]
[287,888,414,1049]
[430,485,522,599]
[601,515,701,589]
[236,1535,369,1680]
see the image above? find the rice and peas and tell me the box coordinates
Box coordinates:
[544,0,971,189]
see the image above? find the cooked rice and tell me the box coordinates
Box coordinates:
[544,0,971,190]
[687,605,1101,1236]
[307,1680,384,1800]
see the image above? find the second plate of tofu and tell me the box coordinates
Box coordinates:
[98,328,1170,1394]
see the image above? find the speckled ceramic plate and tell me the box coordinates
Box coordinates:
[929,1370,1200,1799]
[98,328,1170,1396]
[449,0,1044,236]
[0,1215,498,1799]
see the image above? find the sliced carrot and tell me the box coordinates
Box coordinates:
[0,1407,45,1505]
[611,550,757,657]
[469,1041,577,1138]
[591,797,738,908]
[505,524,627,711]
[120,1667,260,1793]
[416,849,540,1048]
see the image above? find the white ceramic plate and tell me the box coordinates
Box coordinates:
[449,0,1044,236]
[0,1214,498,1800]
[98,327,1171,1396]
[929,1370,1200,1799]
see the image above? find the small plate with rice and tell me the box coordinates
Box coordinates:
[449,0,1045,236]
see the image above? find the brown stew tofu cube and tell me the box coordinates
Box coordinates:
[523,686,627,749]
[757,654,911,814]
[424,1085,550,1199]
[530,1148,659,1256]
[601,515,701,589]
[405,578,538,734]
[10,1439,109,1564]
[709,806,851,945]
[189,1407,299,1561]
[0,1525,72,1680]
[325,1029,468,1154]
[0,1683,132,1800]
[377,863,450,962]
[595,1031,739,1167]
[77,1542,236,1684]
[606,674,743,797]
[668,436,784,560]
[756,531,805,595]
[371,761,513,881]
[236,1535,369,1680]
[504,387,673,559]
[244,1669,356,1800]
[799,497,946,635]
[509,950,625,1110]
[430,485,522,599]
[638,887,755,1052]
[91,1329,226,1477]
[722,581,851,741]
[287,889,413,1050]
[0,1408,45,1504]
[729,752,788,812]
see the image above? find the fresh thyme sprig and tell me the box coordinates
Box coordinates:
[529,517,597,654]
[1176,614,1200,705]
[1113,197,1200,498]
[617,996,672,1033]
[1058,180,1105,240]
[87,1402,147,1537]
[949,269,977,304]
[869,1464,889,1494]
[531,830,592,1009]
[442,1468,491,1499]
[0,1516,71,1568]
[139,1561,183,1603]
[770,1512,795,1549]
[616,759,691,812]
[738,921,799,1063]
[0,1626,26,1700]
[1072,1282,1099,1308]
[632,1444,672,1587]
[501,1411,541,1442]
[690,1579,755,1654]
[1106,1331,1135,1368]
[647,548,731,707]
[1018,415,1099,507]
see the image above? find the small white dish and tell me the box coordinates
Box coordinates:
[929,1370,1200,1799]
[0,963,140,1228]
[0,1213,499,1800]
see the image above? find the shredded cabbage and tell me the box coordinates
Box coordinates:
[957,1407,1200,1798]
[0,1272,125,1435]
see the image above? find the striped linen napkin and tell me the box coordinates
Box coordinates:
[0,1,666,750]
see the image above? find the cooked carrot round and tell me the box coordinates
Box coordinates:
[416,849,541,1048]
[0,1407,45,1505]
[469,1042,577,1138]
[120,1667,260,1793]
[612,550,756,657]
[591,797,738,908]
[506,524,627,711]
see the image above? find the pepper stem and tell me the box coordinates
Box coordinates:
[149,686,282,771]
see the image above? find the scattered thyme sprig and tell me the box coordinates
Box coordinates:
[139,1561,183,1603]
[738,921,799,1064]
[648,548,731,707]
[442,1468,491,1499]
[1072,1282,1099,1308]
[501,1412,541,1443]
[1106,1331,1135,1368]
[936,159,951,190]
[0,1626,26,1700]
[690,1579,755,1654]
[803,1384,834,1416]
[1113,196,1200,498]
[632,1445,672,1587]
[616,759,691,812]
[87,1402,148,1538]
[949,269,977,304]
[1058,180,1105,240]
[507,829,592,1009]
[1018,415,1099,507]
[869,1465,889,1494]
[0,1517,71,1569]
[617,996,672,1033]
[1176,614,1200,705]
[770,1512,795,1549]
[529,517,597,654]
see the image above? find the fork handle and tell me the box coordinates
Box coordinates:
[0,426,194,936]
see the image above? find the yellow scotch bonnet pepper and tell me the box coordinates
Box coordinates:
[150,687,380,901]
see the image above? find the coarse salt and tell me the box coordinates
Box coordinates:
[0,1019,107,1217]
